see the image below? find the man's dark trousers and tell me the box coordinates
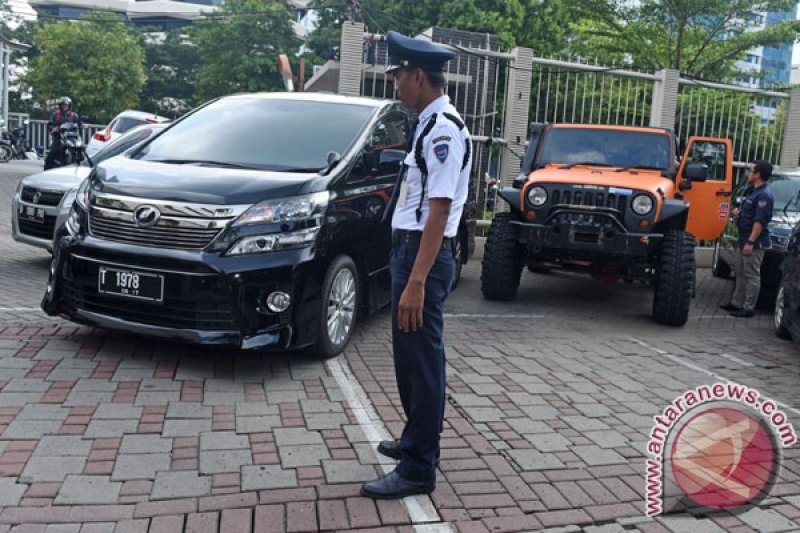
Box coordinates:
[390,237,454,484]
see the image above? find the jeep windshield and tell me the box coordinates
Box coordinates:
[538,128,672,171]
[134,97,376,172]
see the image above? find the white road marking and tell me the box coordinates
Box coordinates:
[445,313,545,318]
[0,308,42,312]
[326,357,453,531]
[631,338,800,417]
[717,353,755,367]
[692,315,736,319]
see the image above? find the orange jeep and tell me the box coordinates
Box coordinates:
[481,123,733,326]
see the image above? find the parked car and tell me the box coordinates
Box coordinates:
[42,93,474,358]
[481,122,733,326]
[86,110,170,158]
[712,170,800,309]
[12,123,169,251]
[774,219,800,343]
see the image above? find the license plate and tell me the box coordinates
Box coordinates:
[98,267,164,302]
[18,204,45,223]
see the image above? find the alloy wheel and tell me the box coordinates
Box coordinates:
[326,267,356,347]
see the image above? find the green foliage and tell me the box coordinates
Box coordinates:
[139,29,200,117]
[567,0,800,82]
[22,12,146,123]
[190,0,301,103]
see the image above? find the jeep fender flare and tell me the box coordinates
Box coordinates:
[655,199,690,233]
[497,187,522,212]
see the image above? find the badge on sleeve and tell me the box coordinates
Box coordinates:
[434,143,449,163]
[758,200,768,208]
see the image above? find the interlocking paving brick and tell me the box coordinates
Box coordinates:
[63,391,114,407]
[201,393,244,406]
[321,459,377,483]
[304,413,349,430]
[2,419,63,439]
[165,403,212,419]
[20,457,86,482]
[241,465,298,491]
[235,403,279,417]
[525,433,572,452]
[84,420,138,439]
[584,430,629,449]
[199,432,249,450]
[507,449,566,471]
[54,475,122,505]
[93,405,143,420]
[162,419,212,437]
[570,446,627,467]
[133,392,179,406]
[112,453,171,481]
[235,416,281,434]
[0,477,26,506]
[199,450,252,475]
[279,445,331,468]
[151,471,212,500]
[119,435,172,454]
[505,418,552,434]
[274,428,324,446]
[33,436,91,457]
[734,508,799,533]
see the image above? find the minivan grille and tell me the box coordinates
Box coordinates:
[89,215,221,250]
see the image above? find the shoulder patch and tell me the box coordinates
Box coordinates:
[432,135,451,144]
[434,143,449,163]
[758,199,768,208]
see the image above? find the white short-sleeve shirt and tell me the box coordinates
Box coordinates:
[392,95,471,238]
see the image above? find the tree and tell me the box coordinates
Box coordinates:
[190,0,300,103]
[22,12,146,123]
[567,0,800,82]
[139,29,200,118]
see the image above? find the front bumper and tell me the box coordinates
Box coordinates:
[514,219,660,259]
[42,232,325,350]
[12,194,60,251]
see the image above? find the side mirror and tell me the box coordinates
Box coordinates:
[683,162,708,182]
[378,149,405,170]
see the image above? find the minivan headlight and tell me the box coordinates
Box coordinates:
[226,228,319,256]
[234,191,329,225]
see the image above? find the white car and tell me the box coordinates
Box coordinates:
[13,123,168,251]
[85,110,170,158]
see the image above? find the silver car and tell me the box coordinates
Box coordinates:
[12,123,168,251]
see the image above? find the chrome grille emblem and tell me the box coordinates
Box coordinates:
[32,191,41,204]
[133,205,161,228]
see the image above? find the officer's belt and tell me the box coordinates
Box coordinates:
[392,229,454,249]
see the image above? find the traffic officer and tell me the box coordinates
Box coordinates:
[719,159,774,318]
[361,31,471,500]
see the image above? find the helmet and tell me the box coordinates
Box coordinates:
[58,96,72,107]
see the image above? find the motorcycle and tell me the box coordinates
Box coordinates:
[3,120,32,160]
[47,122,87,168]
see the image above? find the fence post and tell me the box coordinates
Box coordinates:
[338,21,365,96]
[649,69,680,130]
[779,88,800,171]
[499,47,534,188]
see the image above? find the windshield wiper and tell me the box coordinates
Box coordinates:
[559,161,613,170]
[614,165,665,172]
[148,158,262,170]
[783,189,800,217]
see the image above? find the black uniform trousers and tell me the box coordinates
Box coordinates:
[390,231,455,483]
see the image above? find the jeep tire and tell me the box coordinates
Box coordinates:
[481,212,523,301]
[653,231,695,326]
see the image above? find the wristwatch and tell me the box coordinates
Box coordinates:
[746,239,755,245]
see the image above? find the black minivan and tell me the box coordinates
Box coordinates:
[42,93,472,357]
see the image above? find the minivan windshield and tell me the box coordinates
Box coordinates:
[768,177,800,213]
[135,97,377,172]
[538,128,672,171]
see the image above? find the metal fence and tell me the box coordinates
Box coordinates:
[7,112,105,152]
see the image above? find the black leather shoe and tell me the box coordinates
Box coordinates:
[361,470,435,499]
[719,303,742,312]
[729,308,754,318]
[377,439,402,460]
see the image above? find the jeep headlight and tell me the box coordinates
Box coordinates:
[632,194,654,216]
[527,186,548,207]
[234,191,329,225]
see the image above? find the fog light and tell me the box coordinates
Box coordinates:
[526,210,537,222]
[265,292,291,313]
[639,220,650,231]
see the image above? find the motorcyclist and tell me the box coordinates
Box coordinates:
[44,96,83,170]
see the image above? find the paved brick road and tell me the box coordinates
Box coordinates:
[0,167,798,532]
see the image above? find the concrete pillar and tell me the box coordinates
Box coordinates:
[338,21,365,97]
[779,88,800,170]
[499,47,534,187]
[1,45,8,128]
[650,68,680,130]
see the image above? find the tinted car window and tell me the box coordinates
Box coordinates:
[135,97,377,172]
[112,117,147,134]
[768,178,800,213]
[539,128,672,170]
